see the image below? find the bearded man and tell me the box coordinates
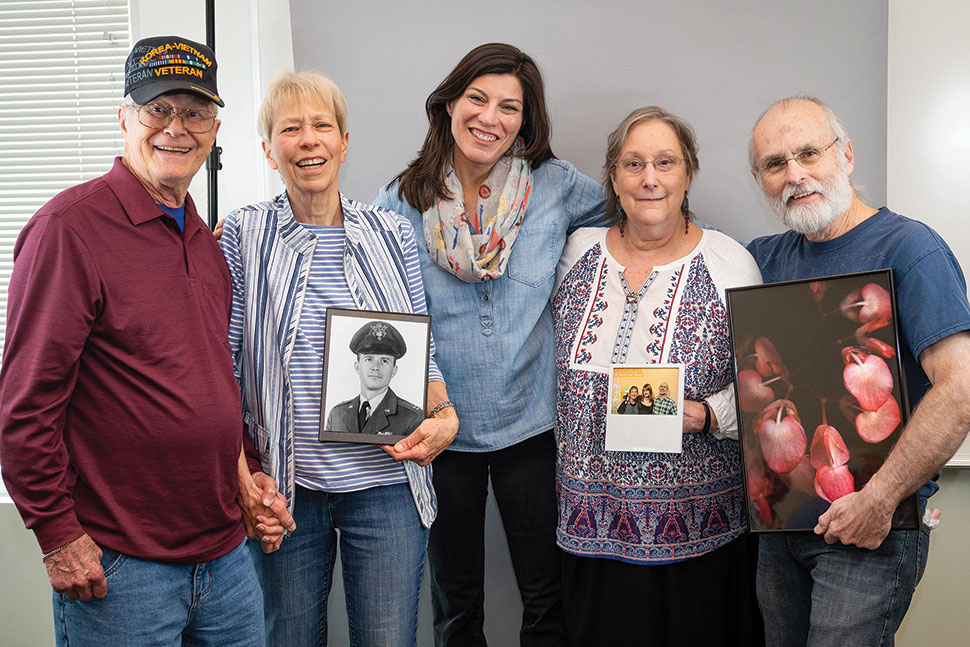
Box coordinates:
[651,382,678,416]
[746,95,970,647]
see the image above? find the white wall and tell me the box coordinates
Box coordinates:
[886,0,970,469]
[289,0,889,245]
[890,0,970,642]
[0,504,53,646]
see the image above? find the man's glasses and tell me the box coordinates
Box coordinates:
[756,137,840,178]
[129,101,216,134]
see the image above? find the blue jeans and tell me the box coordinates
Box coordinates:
[53,538,263,646]
[757,527,930,647]
[428,430,566,647]
[249,483,428,647]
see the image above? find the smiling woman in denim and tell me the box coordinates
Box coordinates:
[374,43,605,647]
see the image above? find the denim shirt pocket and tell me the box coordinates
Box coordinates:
[507,223,564,288]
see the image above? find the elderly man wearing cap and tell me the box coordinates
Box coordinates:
[0,36,291,645]
[327,321,425,436]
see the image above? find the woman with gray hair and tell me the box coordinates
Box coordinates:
[552,106,764,645]
[221,71,458,647]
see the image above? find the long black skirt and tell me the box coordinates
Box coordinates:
[561,533,765,647]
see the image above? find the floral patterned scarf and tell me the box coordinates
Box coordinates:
[422,144,532,282]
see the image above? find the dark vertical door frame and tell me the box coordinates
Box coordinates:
[205,0,220,229]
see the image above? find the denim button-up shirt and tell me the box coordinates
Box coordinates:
[375,159,606,451]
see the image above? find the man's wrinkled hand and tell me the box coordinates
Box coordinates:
[237,470,296,553]
[45,534,107,602]
[814,489,893,550]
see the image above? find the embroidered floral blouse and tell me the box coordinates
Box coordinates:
[553,227,762,564]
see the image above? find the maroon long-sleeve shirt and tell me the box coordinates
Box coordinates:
[0,158,252,562]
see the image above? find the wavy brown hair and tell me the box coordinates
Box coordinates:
[392,43,555,212]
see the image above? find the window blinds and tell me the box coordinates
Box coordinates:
[0,0,129,499]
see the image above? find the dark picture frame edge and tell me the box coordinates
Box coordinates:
[726,269,919,533]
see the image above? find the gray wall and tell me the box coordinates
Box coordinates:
[290,0,888,243]
[288,1,889,644]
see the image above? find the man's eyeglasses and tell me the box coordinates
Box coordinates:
[756,137,840,178]
[615,155,684,176]
[129,101,217,134]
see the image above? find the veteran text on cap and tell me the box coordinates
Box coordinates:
[125,36,224,107]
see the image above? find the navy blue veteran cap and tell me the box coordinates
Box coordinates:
[125,36,224,107]
[350,321,407,360]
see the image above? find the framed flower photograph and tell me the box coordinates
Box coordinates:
[726,270,919,532]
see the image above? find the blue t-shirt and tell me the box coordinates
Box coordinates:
[158,203,185,231]
[747,207,970,497]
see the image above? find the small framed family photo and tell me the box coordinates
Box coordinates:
[605,364,685,454]
[726,269,919,533]
[319,308,430,445]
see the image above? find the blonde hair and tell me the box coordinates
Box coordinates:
[257,71,348,141]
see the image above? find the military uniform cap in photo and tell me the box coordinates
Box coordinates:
[125,35,224,106]
[350,322,407,359]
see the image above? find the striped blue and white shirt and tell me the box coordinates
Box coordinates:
[221,192,441,526]
[291,224,415,492]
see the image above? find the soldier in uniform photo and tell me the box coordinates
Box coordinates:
[326,321,425,436]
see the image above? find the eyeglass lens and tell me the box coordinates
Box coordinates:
[761,138,838,176]
[619,156,682,175]
[138,103,215,133]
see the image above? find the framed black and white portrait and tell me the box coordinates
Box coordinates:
[319,308,431,444]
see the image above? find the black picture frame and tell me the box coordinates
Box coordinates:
[726,269,919,533]
[318,308,431,445]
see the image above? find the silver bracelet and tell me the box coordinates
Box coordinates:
[42,542,71,561]
[428,400,455,418]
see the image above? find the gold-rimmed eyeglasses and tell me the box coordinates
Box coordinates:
[615,155,684,176]
[756,137,840,178]
[128,101,217,134]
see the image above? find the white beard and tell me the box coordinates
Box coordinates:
[766,167,853,235]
